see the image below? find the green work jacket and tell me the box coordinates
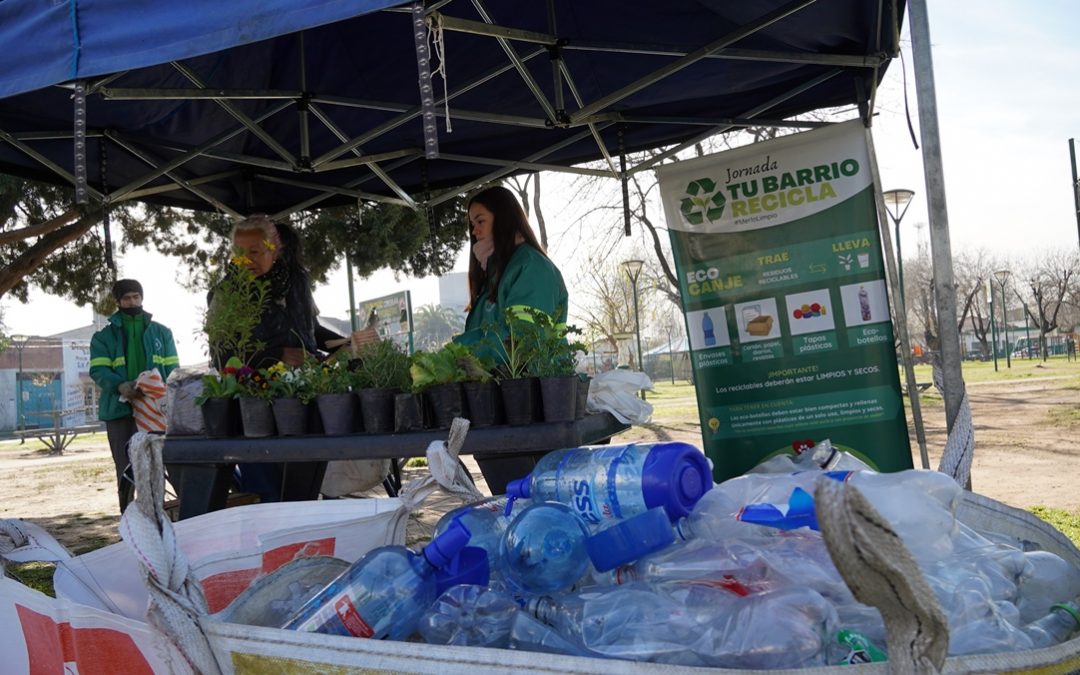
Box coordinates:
[456,244,568,359]
[89,311,179,421]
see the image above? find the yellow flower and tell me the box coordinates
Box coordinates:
[231,254,253,267]
[263,239,278,252]
[267,362,287,375]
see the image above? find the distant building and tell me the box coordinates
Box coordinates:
[0,313,104,431]
[438,272,468,315]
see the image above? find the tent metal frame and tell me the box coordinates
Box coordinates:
[0,0,892,220]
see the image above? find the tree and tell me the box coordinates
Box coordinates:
[412,303,465,351]
[903,244,998,358]
[0,173,468,307]
[1014,249,1080,361]
[573,252,664,369]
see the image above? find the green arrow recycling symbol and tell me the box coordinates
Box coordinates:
[679,177,726,225]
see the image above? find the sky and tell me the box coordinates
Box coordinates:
[4,1,1080,365]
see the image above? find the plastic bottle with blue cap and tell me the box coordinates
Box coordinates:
[281,518,472,638]
[433,496,530,582]
[504,442,713,530]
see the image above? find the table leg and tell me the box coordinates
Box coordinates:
[279,461,328,502]
[172,464,233,520]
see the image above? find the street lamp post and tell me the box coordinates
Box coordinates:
[882,189,916,308]
[987,280,999,372]
[622,259,646,400]
[994,269,1011,369]
[11,334,29,432]
[1022,303,1032,360]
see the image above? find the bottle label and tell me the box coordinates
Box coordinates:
[334,596,375,638]
[571,478,603,525]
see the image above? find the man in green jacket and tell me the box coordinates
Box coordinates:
[89,279,179,512]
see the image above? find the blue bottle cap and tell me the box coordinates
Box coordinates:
[585,508,676,572]
[641,442,713,521]
[738,487,820,531]
[434,546,490,596]
[423,516,472,569]
[505,476,532,500]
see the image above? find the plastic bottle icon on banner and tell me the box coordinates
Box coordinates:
[858,286,871,321]
[702,312,716,347]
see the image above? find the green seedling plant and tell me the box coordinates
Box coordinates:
[195,356,244,405]
[350,340,412,391]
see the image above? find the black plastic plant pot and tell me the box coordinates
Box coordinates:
[500,377,536,426]
[540,376,578,423]
[462,380,499,427]
[394,392,428,432]
[359,388,396,433]
[238,396,275,438]
[201,397,241,437]
[425,382,464,430]
[272,398,309,436]
[575,377,591,419]
[316,393,355,435]
[530,376,545,422]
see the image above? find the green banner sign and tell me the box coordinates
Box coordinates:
[656,121,911,480]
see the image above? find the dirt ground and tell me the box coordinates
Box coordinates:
[0,372,1077,555]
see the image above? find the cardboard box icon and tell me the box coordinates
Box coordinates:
[746,315,774,336]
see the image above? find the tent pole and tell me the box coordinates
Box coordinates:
[908,0,967,479]
[866,130,929,469]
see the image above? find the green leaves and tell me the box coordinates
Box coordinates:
[349,340,411,391]
[204,255,270,369]
[409,342,492,391]
[484,307,585,379]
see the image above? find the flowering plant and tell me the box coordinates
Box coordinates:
[235,365,273,401]
[195,356,244,405]
[204,248,271,369]
[264,361,316,403]
[305,358,353,395]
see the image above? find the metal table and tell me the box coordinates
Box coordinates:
[163,413,629,520]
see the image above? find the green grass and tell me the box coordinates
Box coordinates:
[0,431,108,454]
[5,562,56,596]
[909,356,1080,386]
[1030,506,1080,546]
[1047,403,1080,428]
[404,457,428,468]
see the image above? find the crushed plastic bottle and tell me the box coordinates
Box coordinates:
[418,585,520,647]
[501,502,592,594]
[281,518,471,638]
[1022,599,1080,648]
[528,581,837,669]
[505,442,712,528]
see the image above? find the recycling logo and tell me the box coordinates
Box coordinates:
[680,178,725,225]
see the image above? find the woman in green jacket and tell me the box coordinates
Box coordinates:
[454,185,569,493]
[456,185,568,352]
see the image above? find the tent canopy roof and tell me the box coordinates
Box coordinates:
[0,0,903,217]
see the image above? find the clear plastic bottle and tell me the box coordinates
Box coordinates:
[858,286,871,321]
[433,496,529,580]
[505,442,712,528]
[1022,599,1080,648]
[281,519,471,638]
[528,582,835,669]
[417,584,520,647]
[501,502,592,595]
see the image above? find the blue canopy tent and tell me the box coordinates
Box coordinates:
[0,0,905,217]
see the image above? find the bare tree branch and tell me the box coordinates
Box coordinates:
[0,208,80,245]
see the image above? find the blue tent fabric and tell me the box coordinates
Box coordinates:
[0,1,904,214]
[0,0,399,99]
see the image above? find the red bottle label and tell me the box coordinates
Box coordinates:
[334,596,374,638]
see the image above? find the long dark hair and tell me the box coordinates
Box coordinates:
[467,185,547,307]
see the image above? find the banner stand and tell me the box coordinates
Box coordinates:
[865,128,930,470]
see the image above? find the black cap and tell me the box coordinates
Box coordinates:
[112,279,143,300]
